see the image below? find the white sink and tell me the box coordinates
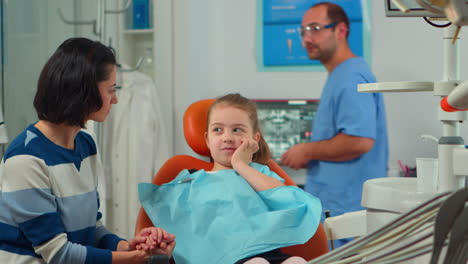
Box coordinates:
[360,177,441,264]
[362,177,437,214]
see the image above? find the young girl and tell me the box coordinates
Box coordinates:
[139,93,321,264]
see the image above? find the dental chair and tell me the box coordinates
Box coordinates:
[135,99,329,261]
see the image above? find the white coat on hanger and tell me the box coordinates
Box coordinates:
[102,68,171,238]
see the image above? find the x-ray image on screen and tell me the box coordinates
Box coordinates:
[254,100,319,163]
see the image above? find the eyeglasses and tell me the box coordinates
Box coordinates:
[299,22,337,38]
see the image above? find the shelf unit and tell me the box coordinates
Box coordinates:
[115,0,174,157]
[117,0,155,78]
[122,29,154,34]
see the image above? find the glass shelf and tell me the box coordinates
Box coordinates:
[123,29,154,34]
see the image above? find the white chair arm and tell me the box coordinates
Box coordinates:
[324,210,367,240]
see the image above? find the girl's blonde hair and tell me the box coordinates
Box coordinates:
[207,93,271,165]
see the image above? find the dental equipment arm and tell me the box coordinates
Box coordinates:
[391,0,410,13]
[390,0,468,27]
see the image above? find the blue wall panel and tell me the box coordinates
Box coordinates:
[262,0,364,67]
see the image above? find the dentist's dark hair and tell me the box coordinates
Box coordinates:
[34,37,116,128]
[207,93,271,165]
[312,2,350,38]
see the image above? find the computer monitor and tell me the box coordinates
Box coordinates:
[384,0,445,17]
[254,99,319,163]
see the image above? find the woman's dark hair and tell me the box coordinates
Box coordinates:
[34,37,116,128]
[313,2,350,38]
[207,93,272,165]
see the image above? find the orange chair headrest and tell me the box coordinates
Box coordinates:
[183,99,216,156]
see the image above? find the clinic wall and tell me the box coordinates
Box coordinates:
[168,1,468,170]
[3,0,75,144]
[171,0,327,157]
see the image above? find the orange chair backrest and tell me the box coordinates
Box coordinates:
[135,98,329,261]
[183,98,215,157]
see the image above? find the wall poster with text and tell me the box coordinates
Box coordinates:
[261,0,365,67]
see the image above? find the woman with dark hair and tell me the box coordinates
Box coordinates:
[0,38,175,264]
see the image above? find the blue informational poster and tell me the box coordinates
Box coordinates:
[262,0,365,67]
[263,21,362,66]
[263,0,313,24]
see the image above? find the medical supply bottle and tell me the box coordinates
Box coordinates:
[133,0,150,29]
[141,47,154,78]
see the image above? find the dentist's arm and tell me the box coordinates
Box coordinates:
[281,133,374,170]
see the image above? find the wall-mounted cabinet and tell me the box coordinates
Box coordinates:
[117,0,156,79]
[115,0,174,157]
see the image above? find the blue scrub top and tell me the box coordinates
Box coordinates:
[305,57,388,222]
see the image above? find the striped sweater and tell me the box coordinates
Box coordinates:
[0,124,124,264]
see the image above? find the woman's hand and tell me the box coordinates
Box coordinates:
[112,250,151,264]
[130,227,176,256]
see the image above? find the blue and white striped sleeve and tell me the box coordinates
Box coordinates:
[1,155,112,264]
[95,220,125,250]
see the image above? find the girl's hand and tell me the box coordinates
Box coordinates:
[130,227,176,256]
[143,228,176,257]
[231,138,259,169]
[130,227,174,249]
[149,239,176,257]
[128,227,156,251]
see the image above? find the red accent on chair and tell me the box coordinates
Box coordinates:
[135,99,329,261]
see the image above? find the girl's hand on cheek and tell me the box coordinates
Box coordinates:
[231,138,257,169]
[247,139,259,154]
